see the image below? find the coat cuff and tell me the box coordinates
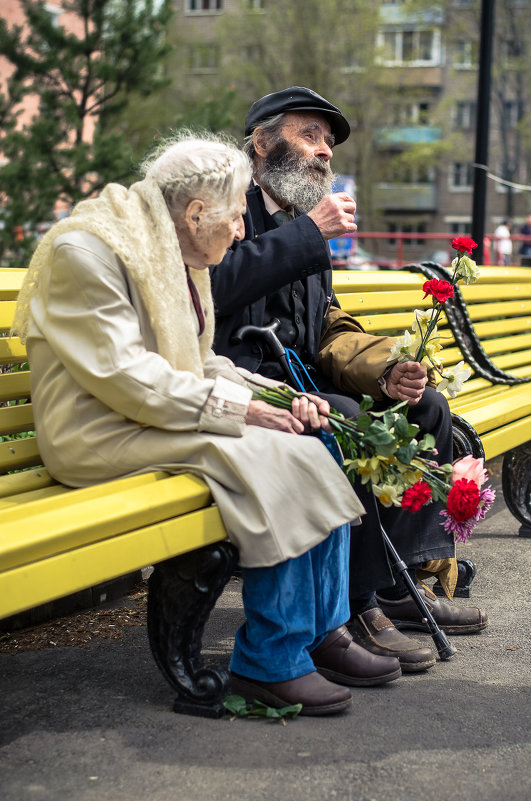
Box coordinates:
[198,375,252,436]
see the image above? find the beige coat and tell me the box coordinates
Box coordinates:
[27,231,363,568]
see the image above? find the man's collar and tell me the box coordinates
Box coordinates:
[252,179,294,219]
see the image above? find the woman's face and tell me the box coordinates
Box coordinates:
[181,193,247,270]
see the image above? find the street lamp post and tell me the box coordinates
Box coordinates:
[471,0,496,254]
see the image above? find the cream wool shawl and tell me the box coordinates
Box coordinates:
[12,178,215,377]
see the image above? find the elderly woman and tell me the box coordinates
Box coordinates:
[12,134,399,716]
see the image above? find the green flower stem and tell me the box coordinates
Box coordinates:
[414,257,462,364]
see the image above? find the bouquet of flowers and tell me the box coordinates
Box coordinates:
[255,385,495,544]
[388,236,480,398]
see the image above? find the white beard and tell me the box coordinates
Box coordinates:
[260,146,336,213]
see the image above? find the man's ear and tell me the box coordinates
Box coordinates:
[253,127,270,159]
[184,199,205,235]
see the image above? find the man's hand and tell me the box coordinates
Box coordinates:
[307,193,357,240]
[385,361,428,405]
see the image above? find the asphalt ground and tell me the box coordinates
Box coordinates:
[0,457,530,801]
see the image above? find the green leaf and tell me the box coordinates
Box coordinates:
[223,695,250,716]
[355,414,372,432]
[396,443,419,464]
[223,695,302,721]
[360,395,374,412]
[418,434,435,451]
[393,414,411,439]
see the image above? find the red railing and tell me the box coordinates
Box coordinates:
[337,231,531,269]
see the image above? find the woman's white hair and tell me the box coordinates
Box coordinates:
[140,131,251,223]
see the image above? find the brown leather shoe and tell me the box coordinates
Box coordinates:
[230,671,352,716]
[310,625,401,686]
[347,607,436,673]
[376,586,489,634]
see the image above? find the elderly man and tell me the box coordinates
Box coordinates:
[210,87,488,674]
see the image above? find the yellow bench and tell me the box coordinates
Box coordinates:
[1,263,530,716]
[332,263,531,535]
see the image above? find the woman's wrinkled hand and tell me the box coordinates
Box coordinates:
[245,395,332,434]
[291,394,332,433]
[245,400,305,433]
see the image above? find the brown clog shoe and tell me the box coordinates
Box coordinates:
[230,670,352,716]
[347,608,436,672]
[376,586,489,635]
[311,625,401,686]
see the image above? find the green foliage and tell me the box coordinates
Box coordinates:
[0,0,173,265]
[223,694,302,722]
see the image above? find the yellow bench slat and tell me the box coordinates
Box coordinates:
[461,284,531,303]
[0,370,31,402]
[0,268,26,301]
[474,318,531,338]
[0,504,227,619]
[0,402,34,435]
[481,333,531,356]
[0,300,17,332]
[481,417,531,460]
[0,435,41,472]
[468,299,531,322]
[0,483,71,509]
[1,473,214,570]
[0,466,55,497]
[332,270,423,293]
[335,289,433,315]
[0,336,27,365]
[456,385,531,434]
[0,471,175,508]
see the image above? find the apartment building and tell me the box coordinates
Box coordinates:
[174,0,530,263]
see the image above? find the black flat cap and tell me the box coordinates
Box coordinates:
[244,86,350,145]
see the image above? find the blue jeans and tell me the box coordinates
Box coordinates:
[230,523,350,682]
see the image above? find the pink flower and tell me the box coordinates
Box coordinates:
[452,455,488,488]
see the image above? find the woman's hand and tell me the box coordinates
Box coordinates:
[385,361,428,405]
[291,394,332,433]
[245,395,332,434]
[245,400,305,433]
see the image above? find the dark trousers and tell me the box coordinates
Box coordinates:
[313,372,455,599]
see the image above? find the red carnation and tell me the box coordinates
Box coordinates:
[451,237,478,255]
[422,279,454,304]
[446,478,480,523]
[401,481,432,513]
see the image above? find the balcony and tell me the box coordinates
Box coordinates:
[375,126,441,146]
[375,182,438,212]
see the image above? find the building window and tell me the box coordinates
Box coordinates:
[449,221,471,235]
[378,29,441,66]
[454,101,476,130]
[503,100,520,129]
[387,221,426,246]
[389,101,431,126]
[454,40,474,68]
[185,0,223,13]
[450,162,473,190]
[187,43,220,72]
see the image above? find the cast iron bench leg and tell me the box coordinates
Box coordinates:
[502,444,531,538]
[147,540,238,717]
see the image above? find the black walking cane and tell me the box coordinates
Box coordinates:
[233,321,457,661]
